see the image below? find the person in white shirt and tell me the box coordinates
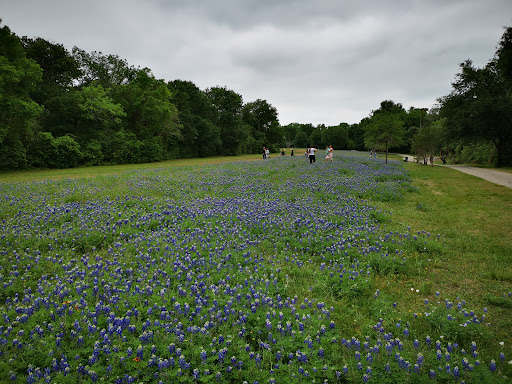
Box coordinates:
[308,146,317,164]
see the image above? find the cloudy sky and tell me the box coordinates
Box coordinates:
[2,0,511,126]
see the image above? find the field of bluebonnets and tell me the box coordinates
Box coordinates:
[0,153,509,383]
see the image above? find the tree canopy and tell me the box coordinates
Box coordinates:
[0,22,43,169]
[439,27,512,167]
[0,20,511,170]
[363,100,406,164]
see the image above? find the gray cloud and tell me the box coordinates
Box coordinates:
[1,0,511,125]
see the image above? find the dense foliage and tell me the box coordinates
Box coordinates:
[438,27,512,167]
[0,21,511,170]
[1,154,510,383]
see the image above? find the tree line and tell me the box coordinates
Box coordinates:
[1,21,511,170]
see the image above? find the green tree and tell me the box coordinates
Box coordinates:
[0,21,43,169]
[77,83,126,154]
[206,86,248,155]
[282,123,299,147]
[411,115,448,166]
[242,99,281,152]
[363,100,406,164]
[168,80,221,158]
[439,27,512,167]
[321,123,349,149]
[79,83,125,124]
[293,130,309,148]
[400,107,429,153]
[72,48,139,88]
[102,128,142,164]
[114,69,182,162]
[309,127,323,148]
[52,134,83,168]
[40,83,126,165]
[30,131,82,168]
[22,37,85,168]
[282,123,316,148]
[22,37,80,105]
[347,123,365,150]
[40,89,82,139]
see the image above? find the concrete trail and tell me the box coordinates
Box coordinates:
[442,165,512,189]
[396,154,512,189]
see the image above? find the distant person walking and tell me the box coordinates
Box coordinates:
[325,145,333,162]
[291,148,294,156]
[308,146,317,164]
[263,147,267,159]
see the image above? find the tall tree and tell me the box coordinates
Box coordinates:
[242,99,281,152]
[72,48,139,88]
[293,130,309,148]
[347,122,365,150]
[22,37,80,105]
[282,123,299,147]
[363,100,406,164]
[321,123,349,150]
[168,80,221,158]
[439,27,512,167]
[410,115,448,165]
[400,107,429,153]
[113,69,182,162]
[309,127,323,148]
[0,21,43,169]
[206,86,248,155]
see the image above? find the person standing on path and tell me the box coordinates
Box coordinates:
[308,146,317,164]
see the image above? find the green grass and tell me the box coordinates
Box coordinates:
[0,154,264,183]
[378,156,512,350]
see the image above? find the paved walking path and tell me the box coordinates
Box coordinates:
[396,154,512,189]
[442,165,512,189]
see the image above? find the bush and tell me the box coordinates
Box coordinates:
[103,129,142,164]
[82,139,104,166]
[141,136,164,163]
[28,131,54,168]
[53,135,82,168]
[451,139,496,165]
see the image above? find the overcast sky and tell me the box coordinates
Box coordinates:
[2,0,511,126]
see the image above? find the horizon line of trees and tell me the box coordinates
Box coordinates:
[1,21,511,171]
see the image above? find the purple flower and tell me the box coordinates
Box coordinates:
[490,359,497,373]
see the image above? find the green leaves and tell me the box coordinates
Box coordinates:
[363,100,406,163]
[439,27,512,167]
[206,86,247,156]
[78,83,125,124]
[0,23,43,169]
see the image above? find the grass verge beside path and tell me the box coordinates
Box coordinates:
[381,156,512,348]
